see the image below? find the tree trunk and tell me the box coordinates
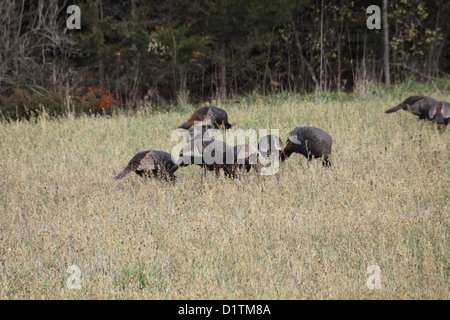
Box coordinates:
[97,0,104,84]
[337,5,343,92]
[383,0,390,85]
[291,20,318,90]
[218,42,227,101]
[319,0,325,92]
[131,0,136,17]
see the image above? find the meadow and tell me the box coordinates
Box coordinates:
[0,82,448,299]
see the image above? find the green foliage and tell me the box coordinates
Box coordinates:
[0,89,64,121]
[389,0,444,57]
[1,0,449,120]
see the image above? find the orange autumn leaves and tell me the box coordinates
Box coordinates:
[76,86,119,114]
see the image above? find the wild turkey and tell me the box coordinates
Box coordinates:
[178,106,234,130]
[258,134,283,160]
[429,101,450,127]
[385,96,438,120]
[233,144,261,181]
[115,150,179,181]
[186,125,213,143]
[168,138,235,182]
[281,126,332,167]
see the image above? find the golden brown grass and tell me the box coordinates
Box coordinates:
[0,86,448,299]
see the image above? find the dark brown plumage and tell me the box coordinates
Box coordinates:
[385,96,438,119]
[428,101,450,127]
[233,144,261,179]
[178,106,234,130]
[115,150,179,181]
[281,126,332,167]
[186,125,213,143]
[258,135,283,160]
[168,138,235,182]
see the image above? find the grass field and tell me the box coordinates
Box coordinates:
[0,81,448,299]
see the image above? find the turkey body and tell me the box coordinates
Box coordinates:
[115,150,179,181]
[258,135,283,160]
[169,138,235,181]
[385,96,438,119]
[281,126,332,167]
[233,144,261,174]
[179,106,234,130]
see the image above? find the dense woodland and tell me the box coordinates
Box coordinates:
[0,0,449,119]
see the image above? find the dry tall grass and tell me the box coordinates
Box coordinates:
[0,86,448,299]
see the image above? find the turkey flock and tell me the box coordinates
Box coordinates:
[115,96,448,184]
